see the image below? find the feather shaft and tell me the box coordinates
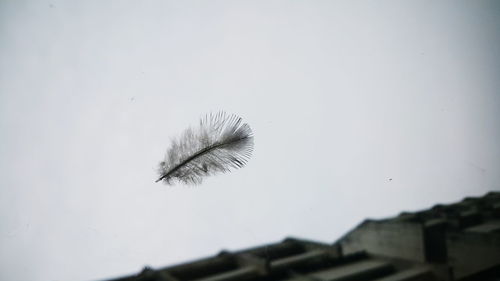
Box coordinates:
[155,135,250,182]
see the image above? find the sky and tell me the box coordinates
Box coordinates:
[1,1,500,280]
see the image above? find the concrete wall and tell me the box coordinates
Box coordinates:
[447,231,500,279]
[340,220,426,262]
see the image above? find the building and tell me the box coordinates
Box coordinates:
[103,191,500,281]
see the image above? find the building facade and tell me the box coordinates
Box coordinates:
[103,191,500,281]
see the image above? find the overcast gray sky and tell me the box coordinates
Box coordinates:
[1,1,500,280]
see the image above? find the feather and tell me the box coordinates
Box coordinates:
[156,112,254,185]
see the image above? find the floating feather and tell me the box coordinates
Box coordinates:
[156,112,254,185]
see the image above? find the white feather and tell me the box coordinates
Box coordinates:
[156,112,254,185]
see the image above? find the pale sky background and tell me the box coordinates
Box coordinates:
[1,1,500,281]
